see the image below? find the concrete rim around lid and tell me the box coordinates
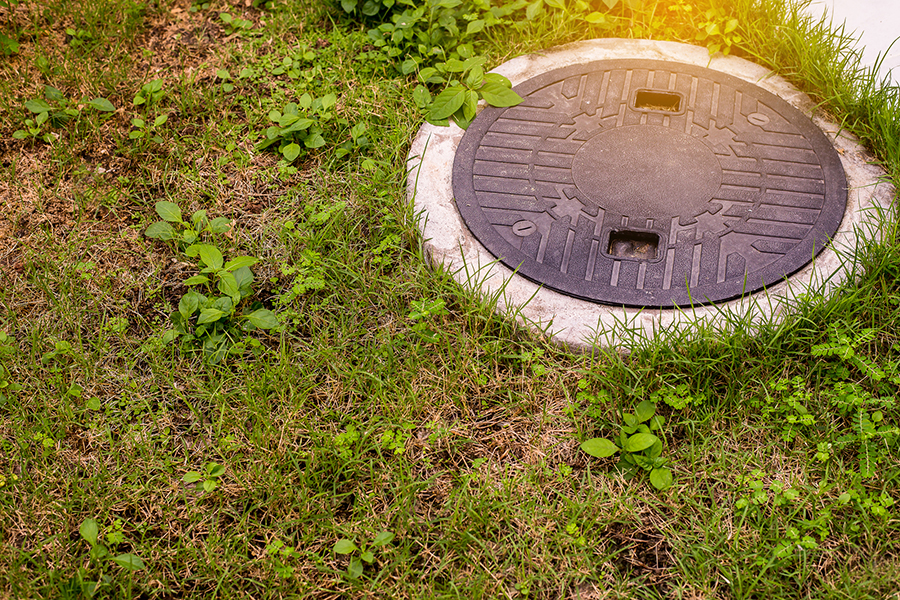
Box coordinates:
[406,39,896,351]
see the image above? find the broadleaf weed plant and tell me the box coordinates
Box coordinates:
[144,201,280,364]
[0,332,22,406]
[333,531,396,580]
[580,397,673,491]
[219,12,257,36]
[419,54,524,129]
[256,92,338,162]
[183,462,226,493]
[264,539,302,579]
[0,0,18,56]
[60,517,147,598]
[12,85,114,143]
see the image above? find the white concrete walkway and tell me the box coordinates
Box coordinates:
[806,0,900,84]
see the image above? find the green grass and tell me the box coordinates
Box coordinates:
[0,0,899,597]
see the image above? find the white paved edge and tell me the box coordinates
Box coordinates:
[406,39,896,352]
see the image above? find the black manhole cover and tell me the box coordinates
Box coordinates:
[452,59,847,307]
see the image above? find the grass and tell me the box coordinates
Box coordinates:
[0,0,899,597]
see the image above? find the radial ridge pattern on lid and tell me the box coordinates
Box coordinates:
[452,59,847,308]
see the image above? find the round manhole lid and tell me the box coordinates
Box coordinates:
[452,59,848,307]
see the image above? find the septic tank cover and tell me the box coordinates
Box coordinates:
[452,59,847,307]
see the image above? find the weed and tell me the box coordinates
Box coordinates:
[333,531,395,580]
[144,201,279,364]
[812,324,885,380]
[0,0,17,56]
[128,114,168,144]
[183,462,226,493]
[61,517,146,598]
[264,539,302,578]
[40,340,75,368]
[650,382,706,410]
[380,423,414,455]
[65,26,95,48]
[277,249,327,306]
[216,68,234,93]
[144,201,231,249]
[581,398,673,490]
[188,0,210,12]
[219,12,255,36]
[366,0,520,74]
[12,86,113,143]
[758,375,898,479]
[408,298,449,343]
[360,0,526,127]
[256,93,337,162]
[755,376,816,441]
[338,0,410,18]
[133,79,164,106]
[333,425,361,459]
[695,7,742,56]
[421,56,524,129]
[0,332,21,406]
[335,121,371,158]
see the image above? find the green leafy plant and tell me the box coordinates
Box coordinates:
[580,399,673,490]
[128,80,167,148]
[695,7,742,56]
[571,379,613,420]
[338,0,412,18]
[366,0,519,74]
[256,93,337,162]
[11,86,95,143]
[364,0,526,127]
[145,201,231,249]
[335,121,371,158]
[0,0,18,55]
[760,373,898,479]
[277,249,327,306]
[523,0,622,26]
[829,384,898,478]
[0,332,22,406]
[216,68,235,93]
[754,377,816,442]
[380,423,414,455]
[219,12,255,36]
[133,79,164,106]
[144,201,279,363]
[0,29,18,56]
[333,531,395,580]
[183,462,226,492]
[650,382,706,410]
[242,44,320,87]
[840,482,896,519]
[812,325,885,380]
[65,26,94,48]
[333,424,361,459]
[162,252,278,364]
[188,0,210,12]
[40,340,74,368]
[128,114,168,144]
[265,539,302,578]
[65,517,146,597]
[419,55,524,129]
[408,298,449,343]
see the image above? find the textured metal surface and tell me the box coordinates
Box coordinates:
[452,59,848,307]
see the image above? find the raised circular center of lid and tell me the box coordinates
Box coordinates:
[572,125,722,220]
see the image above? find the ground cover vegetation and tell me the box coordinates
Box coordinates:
[0,0,898,596]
